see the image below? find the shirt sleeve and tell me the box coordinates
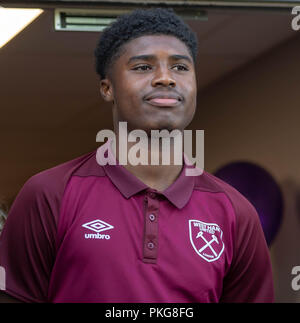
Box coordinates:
[0,174,58,302]
[220,191,275,303]
[0,151,97,302]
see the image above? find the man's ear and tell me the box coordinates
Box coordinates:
[99,78,114,102]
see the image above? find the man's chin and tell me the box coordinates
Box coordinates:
[119,118,186,135]
[141,126,181,136]
[142,120,183,132]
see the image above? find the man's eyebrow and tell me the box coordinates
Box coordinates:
[127,54,193,64]
[127,55,156,64]
[170,54,193,64]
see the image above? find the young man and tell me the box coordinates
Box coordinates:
[0,8,274,302]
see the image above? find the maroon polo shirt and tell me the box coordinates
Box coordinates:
[0,140,274,302]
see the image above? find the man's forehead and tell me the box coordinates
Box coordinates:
[127,54,193,65]
[121,34,192,59]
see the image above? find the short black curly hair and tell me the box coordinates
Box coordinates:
[94,7,198,80]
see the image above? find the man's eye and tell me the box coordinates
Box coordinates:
[132,65,152,71]
[173,64,189,71]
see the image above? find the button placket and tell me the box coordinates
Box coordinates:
[143,192,159,264]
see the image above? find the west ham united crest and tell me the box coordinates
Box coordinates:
[189,220,225,262]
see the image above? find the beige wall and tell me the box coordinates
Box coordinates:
[190,33,300,302]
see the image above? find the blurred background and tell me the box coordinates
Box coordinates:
[0,0,299,302]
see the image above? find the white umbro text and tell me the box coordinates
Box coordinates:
[82,219,114,240]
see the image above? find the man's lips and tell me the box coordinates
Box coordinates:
[147,98,179,106]
[144,92,182,107]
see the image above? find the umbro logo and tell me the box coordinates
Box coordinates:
[82,219,114,240]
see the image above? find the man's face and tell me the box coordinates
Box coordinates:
[100,35,197,134]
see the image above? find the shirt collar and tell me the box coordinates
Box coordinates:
[99,139,195,209]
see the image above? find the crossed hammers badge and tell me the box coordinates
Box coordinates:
[189,220,225,262]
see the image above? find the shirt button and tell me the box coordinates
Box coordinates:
[148,192,156,199]
[147,242,155,250]
[149,214,156,221]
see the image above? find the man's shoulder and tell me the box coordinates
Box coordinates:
[194,171,259,222]
[21,150,102,199]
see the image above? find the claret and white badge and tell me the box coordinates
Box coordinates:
[189,220,224,262]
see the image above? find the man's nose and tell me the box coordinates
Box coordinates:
[151,66,176,87]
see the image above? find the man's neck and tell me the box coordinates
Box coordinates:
[124,163,182,192]
[112,135,183,192]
